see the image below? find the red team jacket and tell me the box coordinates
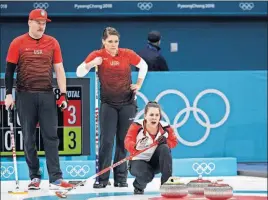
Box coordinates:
[84,48,141,105]
[124,120,178,161]
[6,33,63,92]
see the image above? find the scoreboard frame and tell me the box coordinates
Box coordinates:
[0,78,90,156]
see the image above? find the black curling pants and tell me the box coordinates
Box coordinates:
[97,101,137,185]
[129,144,172,190]
[16,91,62,183]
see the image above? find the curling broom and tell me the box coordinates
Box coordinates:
[7,108,28,195]
[93,65,111,186]
[94,65,100,185]
[55,141,158,198]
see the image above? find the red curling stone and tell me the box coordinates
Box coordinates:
[204,182,233,200]
[187,176,212,195]
[160,177,188,198]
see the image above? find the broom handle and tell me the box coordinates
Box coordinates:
[8,109,19,189]
[59,141,158,196]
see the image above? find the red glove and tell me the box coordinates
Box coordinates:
[58,93,68,110]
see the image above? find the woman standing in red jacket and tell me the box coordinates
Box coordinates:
[124,101,178,194]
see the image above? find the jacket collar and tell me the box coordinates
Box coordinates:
[147,43,161,51]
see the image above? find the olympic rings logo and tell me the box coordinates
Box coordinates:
[66,165,90,177]
[33,2,49,10]
[192,162,216,175]
[137,2,153,11]
[1,166,14,178]
[135,89,230,146]
[239,2,254,11]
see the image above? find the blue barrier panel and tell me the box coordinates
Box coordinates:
[0,157,237,181]
[172,157,237,177]
[0,161,45,181]
[43,161,96,180]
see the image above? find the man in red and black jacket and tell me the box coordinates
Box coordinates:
[4,9,73,190]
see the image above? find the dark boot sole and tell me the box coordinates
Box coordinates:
[93,183,107,189]
[114,183,128,187]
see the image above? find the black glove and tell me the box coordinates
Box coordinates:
[157,135,167,145]
[58,93,68,110]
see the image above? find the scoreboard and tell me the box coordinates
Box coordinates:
[0,78,90,156]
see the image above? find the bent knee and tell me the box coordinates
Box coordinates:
[158,144,171,153]
[132,171,154,182]
[130,167,153,180]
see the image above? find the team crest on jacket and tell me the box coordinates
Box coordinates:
[34,50,43,55]
[110,60,120,66]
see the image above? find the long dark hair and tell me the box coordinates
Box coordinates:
[101,27,120,48]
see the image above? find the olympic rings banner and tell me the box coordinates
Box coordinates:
[130,71,267,162]
[0,1,267,17]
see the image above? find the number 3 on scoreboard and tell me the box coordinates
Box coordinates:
[68,105,76,125]
[63,128,81,154]
[68,131,76,149]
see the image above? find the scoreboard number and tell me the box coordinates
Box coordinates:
[4,130,12,151]
[68,105,76,125]
[3,129,23,152]
[68,131,76,149]
[0,86,83,156]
